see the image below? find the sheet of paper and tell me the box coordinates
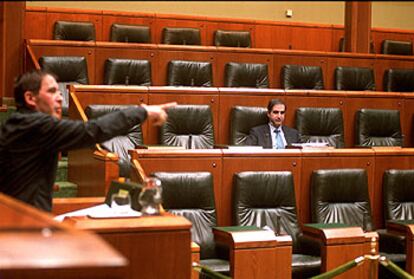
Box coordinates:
[54,204,141,222]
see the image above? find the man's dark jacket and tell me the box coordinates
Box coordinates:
[0,107,147,212]
[245,124,300,148]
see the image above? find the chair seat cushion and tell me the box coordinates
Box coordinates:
[292,253,321,278]
[200,258,230,274]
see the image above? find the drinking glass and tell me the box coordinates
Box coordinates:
[139,177,162,216]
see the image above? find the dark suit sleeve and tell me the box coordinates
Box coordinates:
[39,107,148,152]
[245,127,260,146]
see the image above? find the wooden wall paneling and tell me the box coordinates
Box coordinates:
[154,46,216,86]
[95,42,157,85]
[300,149,375,225]
[344,92,403,147]
[101,10,155,42]
[148,87,219,145]
[273,51,327,89]
[373,56,414,92]
[153,14,207,45]
[2,2,25,98]
[204,19,255,47]
[326,55,375,90]
[24,7,47,39]
[254,21,291,49]
[218,90,285,144]
[46,8,103,41]
[130,149,223,224]
[30,41,96,84]
[372,148,414,229]
[284,91,348,145]
[215,48,274,87]
[222,150,302,226]
[371,28,414,55]
[290,24,333,52]
[331,25,344,53]
[403,96,414,148]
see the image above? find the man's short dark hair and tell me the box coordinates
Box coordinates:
[13,70,55,109]
[267,99,286,112]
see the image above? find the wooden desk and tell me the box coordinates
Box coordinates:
[0,193,127,279]
[64,214,192,279]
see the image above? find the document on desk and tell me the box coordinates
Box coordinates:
[54,204,141,222]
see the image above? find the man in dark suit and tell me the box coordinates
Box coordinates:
[245,99,299,148]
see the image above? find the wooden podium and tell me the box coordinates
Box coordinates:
[64,213,193,279]
[0,193,127,279]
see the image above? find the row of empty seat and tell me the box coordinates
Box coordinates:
[54,20,414,55]
[38,55,414,108]
[54,20,251,47]
[154,168,411,277]
[84,104,403,178]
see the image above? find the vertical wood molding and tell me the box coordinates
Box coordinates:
[344,1,372,53]
[1,2,25,99]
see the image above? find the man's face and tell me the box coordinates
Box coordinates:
[267,104,286,128]
[33,74,63,119]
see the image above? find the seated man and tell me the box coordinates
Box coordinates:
[245,99,299,148]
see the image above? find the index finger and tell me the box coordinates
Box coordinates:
[160,102,177,109]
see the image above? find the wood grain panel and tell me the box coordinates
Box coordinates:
[148,88,219,145]
[154,47,216,86]
[290,25,333,52]
[331,26,344,53]
[273,52,327,89]
[101,11,155,42]
[215,49,273,87]
[2,2,25,98]
[301,149,375,224]
[95,42,157,85]
[24,10,47,39]
[104,230,191,279]
[67,214,192,279]
[402,96,414,147]
[218,90,285,144]
[254,21,291,49]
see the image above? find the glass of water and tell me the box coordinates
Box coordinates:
[139,177,162,216]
